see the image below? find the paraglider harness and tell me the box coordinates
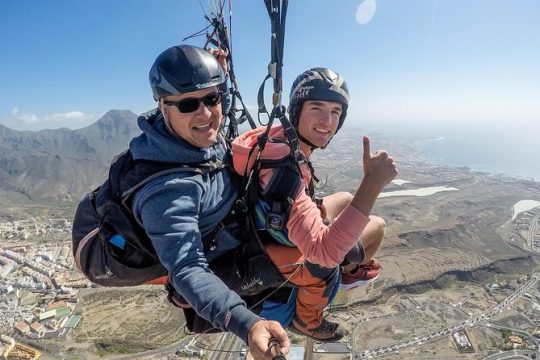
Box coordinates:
[183,0,257,140]
[178,0,313,333]
[184,0,311,279]
[184,0,306,237]
[168,0,305,332]
[238,0,319,236]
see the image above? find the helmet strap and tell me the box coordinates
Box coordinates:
[160,106,183,140]
[291,105,317,154]
[297,131,320,154]
[163,116,176,137]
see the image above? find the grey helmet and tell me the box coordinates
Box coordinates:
[149,45,225,101]
[288,67,349,133]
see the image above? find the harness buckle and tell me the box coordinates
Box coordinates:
[266,211,286,231]
[235,198,248,213]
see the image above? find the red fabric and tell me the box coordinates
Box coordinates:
[265,243,329,329]
[144,276,168,285]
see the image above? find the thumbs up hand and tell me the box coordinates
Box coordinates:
[362,136,397,190]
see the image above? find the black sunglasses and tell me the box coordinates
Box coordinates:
[163,92,222,113]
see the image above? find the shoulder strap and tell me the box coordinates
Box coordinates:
[108,150,225,211]
[120,162,224,207]
[258,158,302,231]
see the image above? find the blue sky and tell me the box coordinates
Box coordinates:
[1,0,539,131]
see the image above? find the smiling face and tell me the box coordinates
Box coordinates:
[296,100,343,156]
[159,86,222,148]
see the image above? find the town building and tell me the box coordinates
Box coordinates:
[5,342,41,359]
[509,335,524,347]
[45,301,66,311]
[30,322,45,337]
[14,321,30,336]
[38,310,56,321]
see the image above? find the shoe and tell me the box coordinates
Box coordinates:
[289,318,347,342]
[340,266,379,290]
[364,258,381,271]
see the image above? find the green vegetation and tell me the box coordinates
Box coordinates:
[93,339,156,356]
[500,329,512,339]
[435,274,461,288]
[392,332,407,341]
[71,287,187,358]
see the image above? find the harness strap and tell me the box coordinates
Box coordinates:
[233,89,257,130]
[260,161,302,231]
[257,73,272,124]
[255,0,300,164]
[105,147,226,261]
[184,0,256,138]
[304,159,319,199]
[264,0,288,103]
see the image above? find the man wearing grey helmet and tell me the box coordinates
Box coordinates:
[130,44,288,359]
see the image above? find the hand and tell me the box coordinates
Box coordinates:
[362,136,397,190]
[208,47,229,73]
[350,136,398,216]
[247,320,290,360]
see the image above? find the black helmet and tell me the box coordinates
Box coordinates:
[149,45,225,101]
[288,67,349,132]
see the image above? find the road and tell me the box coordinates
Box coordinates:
[527,211,540,251]
[313,341,350,354]
[351,273,539,359]
[484,349,538,360]
[208,332,245,360]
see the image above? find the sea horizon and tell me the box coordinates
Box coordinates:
[347,121,540,181]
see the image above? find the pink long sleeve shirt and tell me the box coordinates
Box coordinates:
[232,125,369,268]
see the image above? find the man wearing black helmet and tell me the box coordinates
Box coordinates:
[129,44,289,359]
[287,68,390,290]
[232,68,397,341]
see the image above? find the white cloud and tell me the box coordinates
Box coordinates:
[1,108,97,130]
[44,111,94,122]
[10,107,39,124]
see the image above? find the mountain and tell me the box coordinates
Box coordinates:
[0,110,141,202]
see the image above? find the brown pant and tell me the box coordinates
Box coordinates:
[265,242,339,329]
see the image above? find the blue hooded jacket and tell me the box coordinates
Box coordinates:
[130,109,262,342]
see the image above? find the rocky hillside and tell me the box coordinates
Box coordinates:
[0,110,141,202]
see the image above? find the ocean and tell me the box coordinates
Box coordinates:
[360,122,540,181]
[416,126,539,180]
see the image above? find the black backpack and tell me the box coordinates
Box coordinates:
[72,149,224,287]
